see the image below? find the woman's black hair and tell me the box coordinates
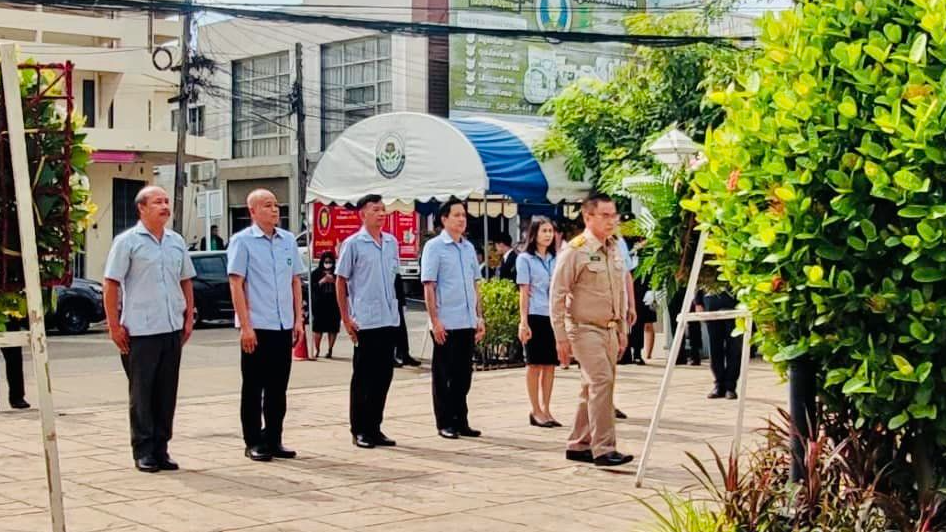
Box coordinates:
[524,216,556,257]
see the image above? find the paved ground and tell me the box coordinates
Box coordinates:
[1,311,787,532]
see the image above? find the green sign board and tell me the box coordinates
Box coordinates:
[448,0,636,120]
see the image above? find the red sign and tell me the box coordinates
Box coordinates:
[310,203,419,261]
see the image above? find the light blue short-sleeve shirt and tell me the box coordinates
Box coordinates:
[103,222,196,337]
[616,237,634,272]
[516,251,556,317]
[336,227,400,330]
[227,224,306,331]
[420,230,481,330]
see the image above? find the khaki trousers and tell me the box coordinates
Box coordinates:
[566,323,620,457]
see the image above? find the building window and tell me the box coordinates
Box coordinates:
[321,36,392,149]
[172,105,205,136]
[112,178,145,237]
[232,52,291,158]
[82,79,95,127]
[229,205,290,235]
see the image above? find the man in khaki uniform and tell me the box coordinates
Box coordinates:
[550,193,635,467]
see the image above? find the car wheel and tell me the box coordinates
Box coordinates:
[58,305,90,335]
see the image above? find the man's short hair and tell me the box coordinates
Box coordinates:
[439,197,465,220]
[134,185,165,207]
[356,194,383,210]
[496,233,512,247]
[582,192,614,214]
[211,224,219,230]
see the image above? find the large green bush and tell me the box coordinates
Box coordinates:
[690,0,946,491]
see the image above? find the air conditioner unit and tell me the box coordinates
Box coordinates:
[188,161,217,185]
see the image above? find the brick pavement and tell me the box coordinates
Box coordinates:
[0,356,784,532]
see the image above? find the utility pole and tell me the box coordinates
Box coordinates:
[293,42,307,230]
[172,0,193,234]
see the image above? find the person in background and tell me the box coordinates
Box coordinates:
[103,185,195,473]
[475,247,488,279]
[393,273,422,368]
[422,198,486,439]
[516,216,561,429]
[696,290,742,399]
[336,194,401,449]
[0,320,30,410]
[496,232,518,282]
[551,193,634,467]
[228,188,305,462]
[199,225,226,251]
[625,237,657,364]
[309,251,341,360]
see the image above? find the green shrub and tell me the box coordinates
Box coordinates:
[689,0,946,493]
[479,278,519,349]
[638,492,732,532]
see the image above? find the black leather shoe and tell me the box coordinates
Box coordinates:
[393,357,404,368]
[401,355,422,367]
[457,426,481,437]
[548,419,563,428]
[614,408,628,419]
[157,456,179,471]
[271,445,297,459]
[438,428,459,439]
[594,451,634,467]
[135,457,160,473]
[565,449,594,463]
[372,432,396,446]
[725,390,738,400]
[707,389,725,399]
[529,414,556,428]
[9,399,29,409]
[245,445,273,462]
[353,434,375,448]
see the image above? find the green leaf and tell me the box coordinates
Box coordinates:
[847,236,867,251]
[917,221,941,242]
[894,169,924,191]
[917,362,933,382]
[910,32,928,63]
[892,354,914,375]
[910,321,930,341]
[899,205,929,218]
[838,96,858,118]
[825,369,850,386]
[912,267,946,282]
[843,377,870,394]
[884,23,902,43]
[908,403,936,419]
[889,412,910,430]
[861,220,877,241]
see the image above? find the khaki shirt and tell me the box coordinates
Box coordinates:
[550,230,628,341]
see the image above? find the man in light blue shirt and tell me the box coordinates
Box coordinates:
[227,189,305,462]
[421,198,485,440]
[335,194,401,449]
[103,185,195,473]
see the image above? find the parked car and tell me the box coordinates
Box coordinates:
[190,250,309,326]
[48,278,106,334]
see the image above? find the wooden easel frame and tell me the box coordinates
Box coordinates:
[0,43,66,532]
[634,230,754,487]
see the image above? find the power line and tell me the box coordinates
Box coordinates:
[4,0,756,46]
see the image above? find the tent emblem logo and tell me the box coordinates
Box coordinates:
[536,0,572,32]
[376,133,406,179]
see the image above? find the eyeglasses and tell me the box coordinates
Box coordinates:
[590,212,619,220]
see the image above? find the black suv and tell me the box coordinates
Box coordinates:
[48,278,106,334]
[190,250,310,325]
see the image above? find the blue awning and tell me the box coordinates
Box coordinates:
[449,118,548,204]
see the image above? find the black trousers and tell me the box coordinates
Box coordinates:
[431,328,475,430]
[0,346,26,403]
[350,327,396,436]
[120,332,183,460]
[669,290,703,363]
[394,305,410,359]
[703,293,742,392]
[241,329,292,448]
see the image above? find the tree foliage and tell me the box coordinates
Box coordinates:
[691,0,946,494]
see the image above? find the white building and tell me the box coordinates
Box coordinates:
[0,3,221,280]
[195,0,430,238]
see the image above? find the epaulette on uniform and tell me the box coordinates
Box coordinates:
[569,235,586,248]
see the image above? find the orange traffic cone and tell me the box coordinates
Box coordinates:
[293,332,308,361]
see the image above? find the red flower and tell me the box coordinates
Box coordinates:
[772,276,785,292]
[727,169,741,192]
